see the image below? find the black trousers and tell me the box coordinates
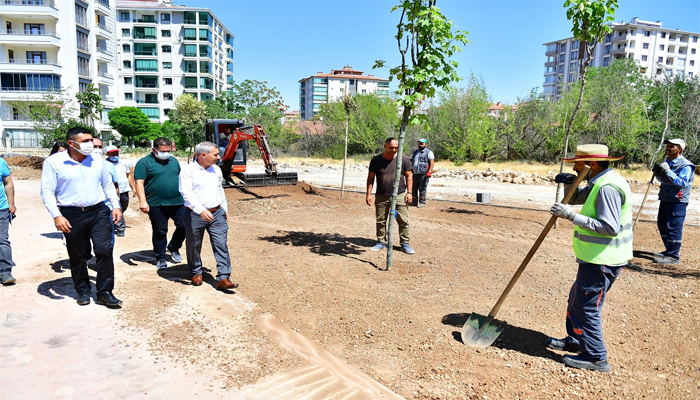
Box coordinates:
[62,204,115,295]
[147,205,186,262]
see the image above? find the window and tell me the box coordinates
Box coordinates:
[199,29,211,42]
[135,76,158,88]
[661,32,666,38]
[184,44,197,57]
[691,60,696,66]
[185,77,197,89]
[125,93,133,100]
[571,40,579,49]
[568,74,575,82]
[123,60,132,69]
[644,30,650,37]
[135,59,157,72]
[163,77,172,85]
[122,44,131,53]
[122,29,130,37]
[139,107,160,120]
[694,36,699,43]
[643,43,649,49]
[570,51,578,60]
[77,31,89,52]
[658,57,663,62]
[163,62,172,69]
[124,77,132,84]
[79,82,88,93]
[161,13,170,22]
[642,55,648,61]
[134,27,156,39]
[659,44,665,51]
[161,30,171,37]
[692,49,697,55]
[162,45,171,53]
[690,72,694,77]
[558,65,564,73]
[163,93,173,100]
[78,56,89,76]
[120,11,129,21]
[134,43,156,55]
[184,11,196,24]
[76,4,88,26]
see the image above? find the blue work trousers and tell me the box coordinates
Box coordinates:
[657,201,687,260]
[0,209,14,273]
[564,263,623,362]
[412,174,429,204]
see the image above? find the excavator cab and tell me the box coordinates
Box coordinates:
[205,118,298,187]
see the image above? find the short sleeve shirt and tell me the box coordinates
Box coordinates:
[0,158,10,210]
[134,154,184,206]
[369,153,411,196]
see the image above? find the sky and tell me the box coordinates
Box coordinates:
[185,0,700,108]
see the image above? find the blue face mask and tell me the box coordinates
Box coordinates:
[108,156,119,163]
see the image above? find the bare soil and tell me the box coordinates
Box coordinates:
[1,162,699,399]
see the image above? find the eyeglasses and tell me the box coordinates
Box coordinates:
[94,145,103,149]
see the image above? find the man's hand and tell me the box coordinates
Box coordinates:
[112,209,122,224]
[139,201,150,214]
[54,216,72,233]
[366,193,373,206]
[551,202,576,220]
[426,171,432,178]
[405,193,412,203]
[659,161,670,173]
[554,173,577,184]
[200,210,214,222]
[8,204,16,214]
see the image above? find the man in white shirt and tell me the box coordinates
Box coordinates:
[105,145,136,237]
[179,141,238,291]
[40,127,123,308]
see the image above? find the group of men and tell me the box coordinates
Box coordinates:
[34,127,238,307]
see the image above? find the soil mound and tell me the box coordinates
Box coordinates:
[3,155,45,170]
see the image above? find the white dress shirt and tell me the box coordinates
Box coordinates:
[178,161,227,215]
[41,151,120,218]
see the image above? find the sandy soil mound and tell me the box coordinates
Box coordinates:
[2,155,45,170]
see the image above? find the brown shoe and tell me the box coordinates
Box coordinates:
[216,278,239,290]
[191,274,203,286]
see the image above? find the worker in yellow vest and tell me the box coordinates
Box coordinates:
[547,144,632,372]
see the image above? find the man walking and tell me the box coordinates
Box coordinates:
[135,137,185,269]
[179,142,238,290]
[40,127,123,307]
[411,138,434,208]
[0,156,16,285]
[106,145,135,237]
[547,144,632,372]
[652,138,695,264]
[366,138,414,254]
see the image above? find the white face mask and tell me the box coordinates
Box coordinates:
[73,141,94,156]
[154,150,171,160]
[92,148,103,156]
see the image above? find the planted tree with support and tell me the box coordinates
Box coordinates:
[171,93,207,161]
[554,0,617,227]
[341,95,357,197]
[374,0,468,270]
[75,83,104,128]
[7,90,75,147]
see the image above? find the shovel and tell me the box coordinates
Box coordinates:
[462,165,590,348]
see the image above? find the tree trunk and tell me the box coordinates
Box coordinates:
[386,106,411,270]
[341,113,349,197]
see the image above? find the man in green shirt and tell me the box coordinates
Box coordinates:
[135,137,186,269]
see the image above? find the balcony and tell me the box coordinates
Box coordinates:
[76,17,90,30]
[98,71,113,79]
[134,50,157,57]
[0,29,60,47]
[611,33,627,42]
[611,46,627,55]
[97,23,112,35]
[102,96,114,102]
[0,0,58,18]
[133,18,157,24]
[133,33,157,40]
[94,0,110,14]
[78,68,91,78]
[96,47,114,59]
[545,44,558,56]
[135,99,158,104]
[0,59,61,75]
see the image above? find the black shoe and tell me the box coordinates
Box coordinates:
[115,231,125,237]
[545,337,580,352]
[0,272,16,286]
[562,354,610,372]
[76,292,91,306]
[96,292,123,308]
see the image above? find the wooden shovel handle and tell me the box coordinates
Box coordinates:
[487,165,590,318]
[632,171,655,231]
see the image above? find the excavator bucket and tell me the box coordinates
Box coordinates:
[241,171,299,187]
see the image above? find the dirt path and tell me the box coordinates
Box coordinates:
[1,167,699,399]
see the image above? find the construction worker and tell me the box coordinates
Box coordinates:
[411,138,435,208]
[547,144,632,372]
[652,138,695,264]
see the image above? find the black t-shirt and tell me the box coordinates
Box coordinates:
[369,153,411,196]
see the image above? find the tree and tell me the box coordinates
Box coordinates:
[374,0,469,269]
[7,90,75,147]
[107,107,152,146]
[341,96,357,197]
[75,83,104,128]
[171,94,206,160]
[229,79,286,112]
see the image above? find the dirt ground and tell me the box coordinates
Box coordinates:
[1,156,699,399]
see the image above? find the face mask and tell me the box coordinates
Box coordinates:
[108,156,119,163]
[73,141,94,156]
[154,150,171,160]
[92,148,103,156]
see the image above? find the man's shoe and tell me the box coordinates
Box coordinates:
[653,252,665,258]
[192,274,203,286]
[170,250,183,263]
[654,255,680,264]
[545,337,580,352]
[562,354,610,372]
[370,242,387,251]
[95,292,123,308]
[401,243,415,254]
[76,292,91,306]
[216,278,239,290]
[0,273,16,286]
[417,203,426,208]
[156,260,168,269]
[115,231,125,237]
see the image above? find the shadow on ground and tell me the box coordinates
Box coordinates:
[120,250,157,266]
[40,232,64,240]
[50,259,70,273]
[37,276,91,300]
[630,251,700,280]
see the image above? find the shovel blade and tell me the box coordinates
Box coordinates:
[461,313,504,349]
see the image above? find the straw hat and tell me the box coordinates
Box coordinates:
[563,144,624,163]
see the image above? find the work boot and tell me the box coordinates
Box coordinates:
[0,272,16,286]
[96,292,123,308]
[545,337,580,352]
[654,255,679,264]
[370,242,387,251]
[562,354,610,372]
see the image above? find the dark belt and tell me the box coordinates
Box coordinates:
[187,205,221,213]
[59,203,104,212]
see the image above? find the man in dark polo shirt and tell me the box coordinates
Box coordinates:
[366,137,414,254]
[135,137,186,269]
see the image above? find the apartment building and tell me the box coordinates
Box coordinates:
[299,66,390,120]
[0,0,118,147]
[543,17,700,100]
[115,0,234,123]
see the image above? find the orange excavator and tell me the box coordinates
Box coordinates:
[204,119,298,187]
